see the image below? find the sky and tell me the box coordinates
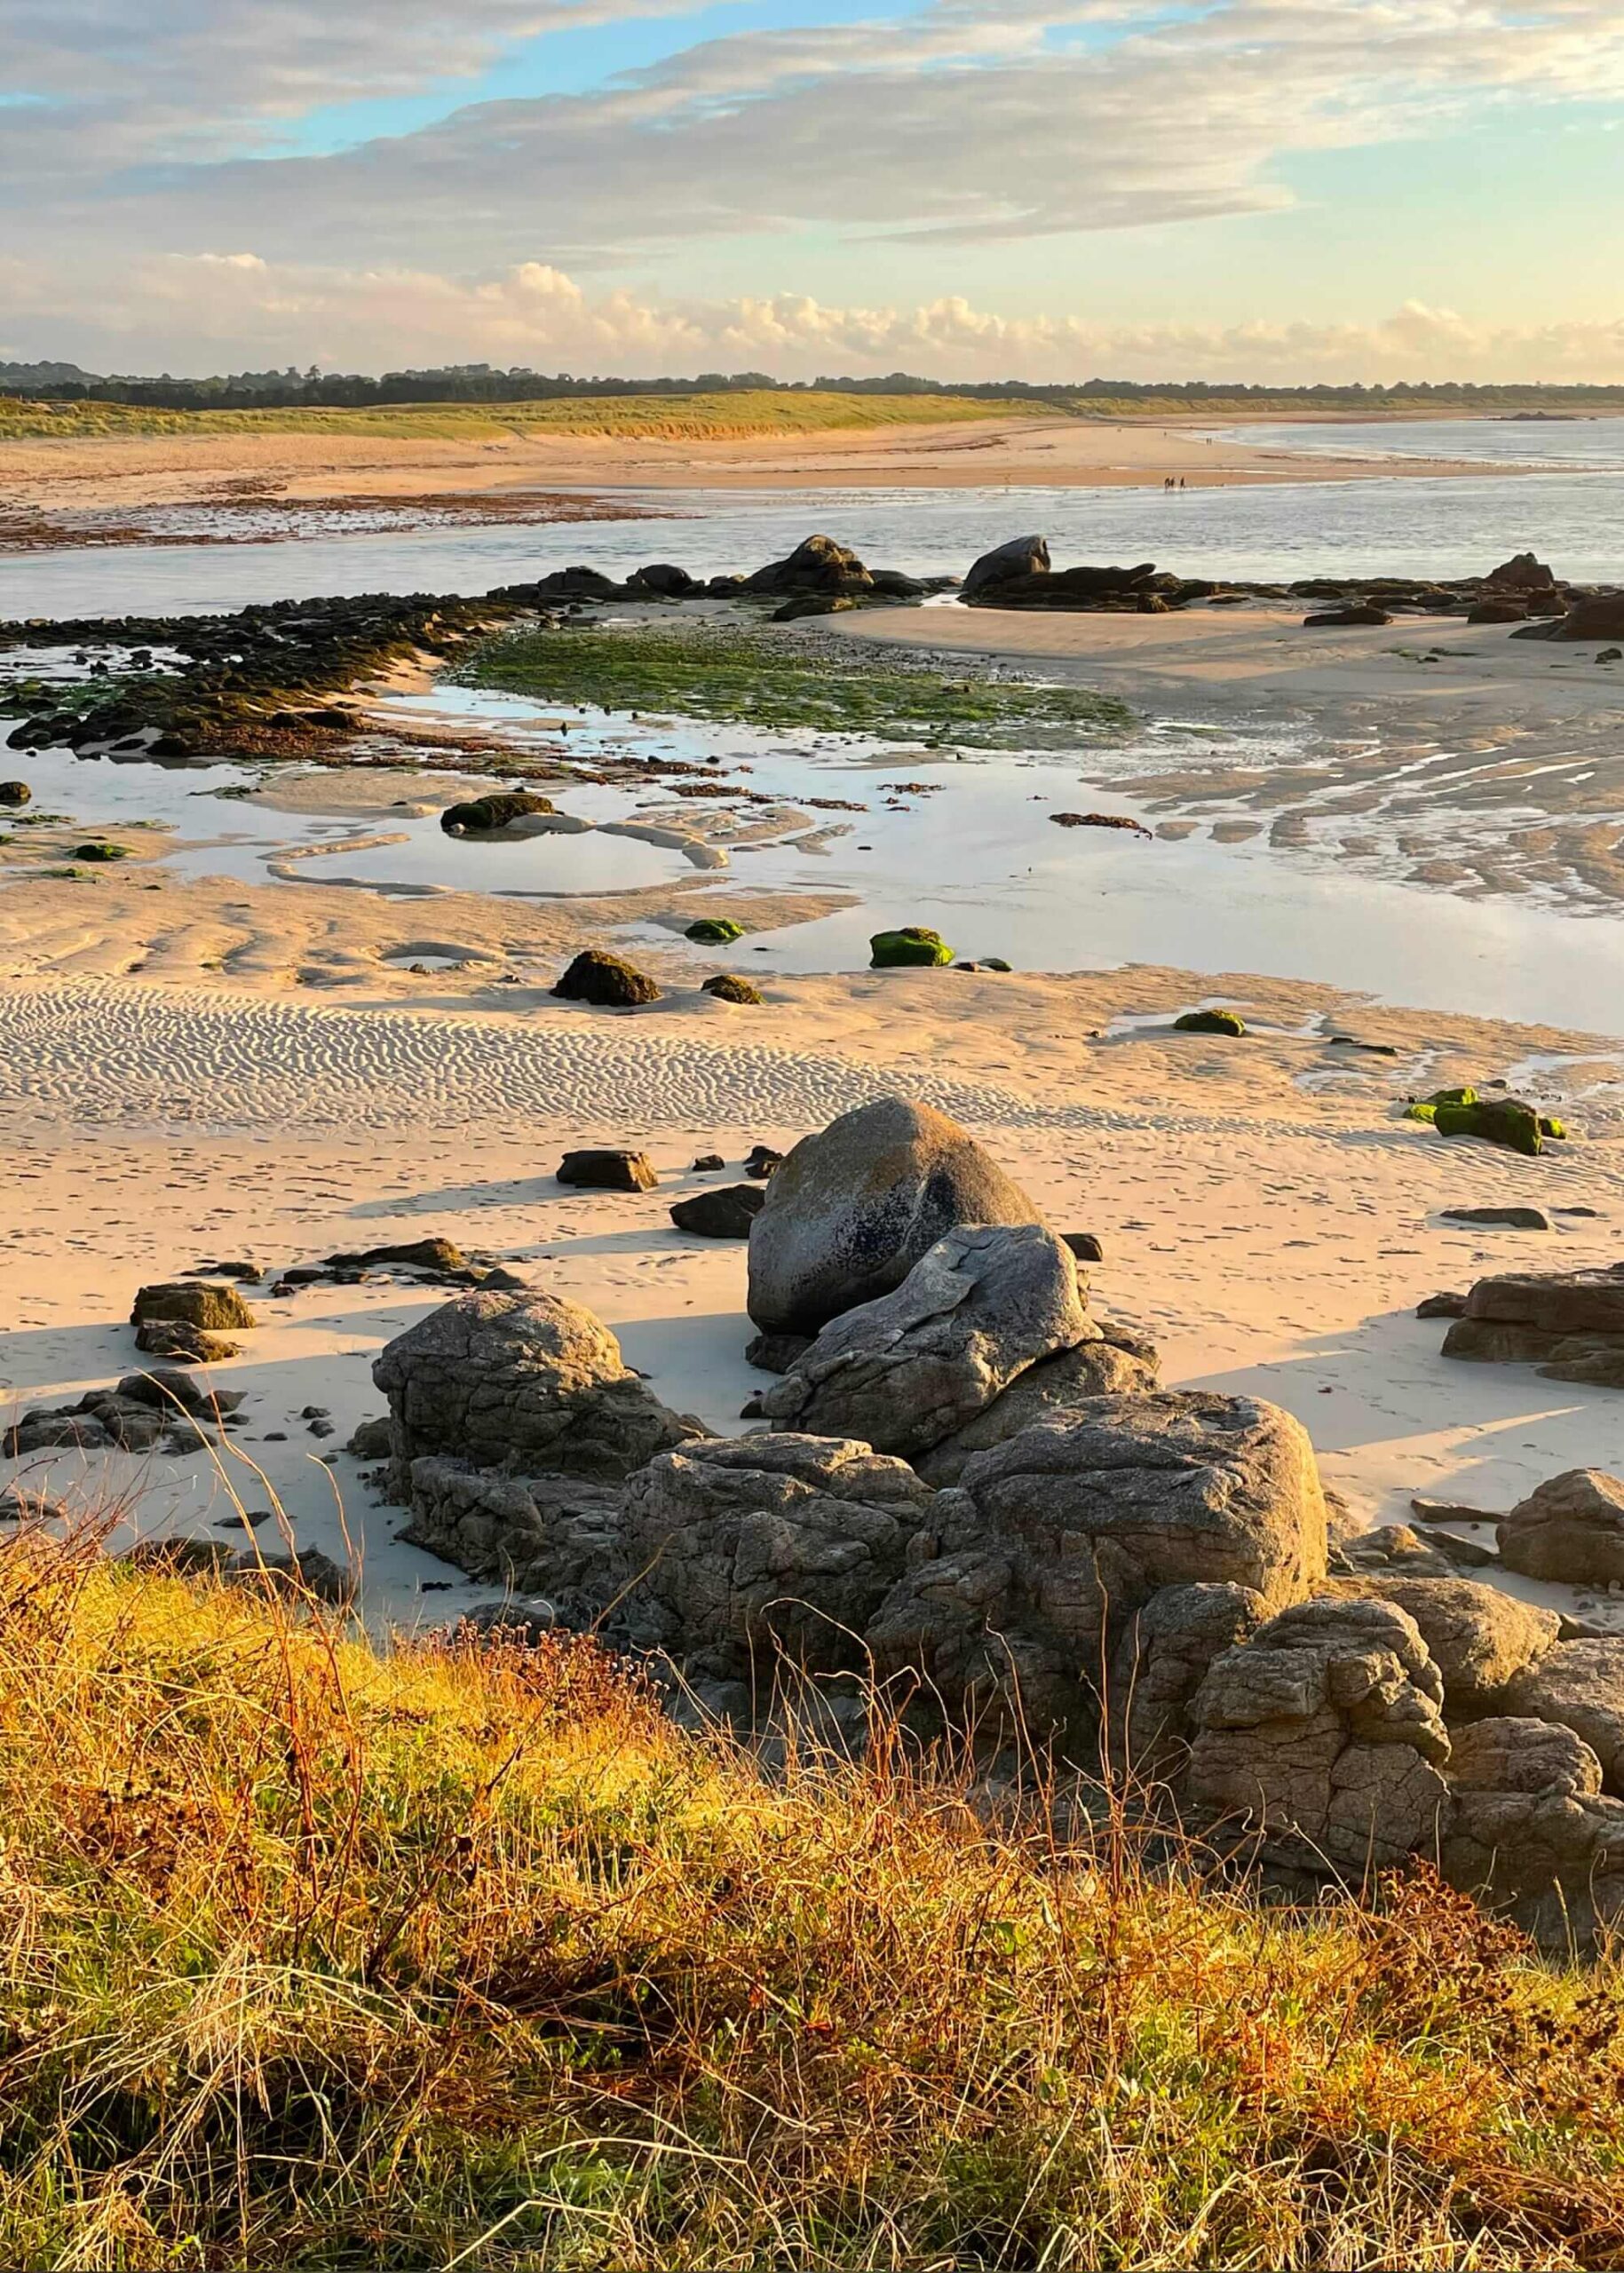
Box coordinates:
[4,0,1624,382]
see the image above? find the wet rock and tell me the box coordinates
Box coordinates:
[963,561,1161,612]
[1186,1596,1452,1873]
[669,1184,764,1239]
[702,973,764,1004]
[440,791,556,835]
[868,1392,1327,1738]
[1330,1575,1558,1708]
[759,1224,1089,1459]
[131,1280,257,1334]
[0,780,29,807]
[870,926,954,969]
[631,562,696,598]
[685,917,744,944]
[914,1332,1161,1485]
[551,950,661,1008]
[622,1433,934,1676]
[747,1097,1041,1337]
[557,1147,658,1192]
[372,1289,704,1499]
[1503,1639,1624,1791]
[961,535,1050,601]
[1440,1207,1550,1231]
[1174,1009,1246,1037]
[1500,1469,1624,1586]
[72,842,129,863]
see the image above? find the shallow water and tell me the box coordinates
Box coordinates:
[1221,415,1624,472]
[5,463,1624,619]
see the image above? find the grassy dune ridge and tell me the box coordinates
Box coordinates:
[3,1520,1624,2268]
[0,391,1026,445]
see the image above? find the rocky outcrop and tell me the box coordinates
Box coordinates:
[1439,1718,1624,1932]
[1503,1640,1624,1791]
[1331,1575,1558,1710]
[1440,1264,1624,1376]
[746,1097,1041,1337]
[401,1458,625,1609]
[1107,1580,1268,1780]
[1186,1597,1453,1874]
[440,791,556,835]
[758,1224,1089,1459]
[371,1290,703,1500]
[962,561,1165,613]
[961,535,1050,601]
[915,1331,1159,1485]
[557,1149,658,1192]
[622,1434,935,1677]
[741,535,873,599]
[1499,1469,1624,1585]
[867,1391,1327,1738]
[1485,551,1557,592]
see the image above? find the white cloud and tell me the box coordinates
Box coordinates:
[7,254,1624,383]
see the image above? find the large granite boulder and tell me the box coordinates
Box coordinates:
[400,1458,625,1611]
[1499,1469,1624,1586]
[1439,1718,1624,1934]
[867,1392,1326,1738]
[915,1331,1159,1485]
[1503,1640,1624,1792]
[742,535,873,598]
[746,1097,1041,1336]
[961,535,1050,601]
[622,1434,934,1678]
[1441,1265,1624,1372]
[758,1224,1087,1459]
[1186,1597,1453,1874]
[372,1291,703,1500]
[1330,1575,1559,1710]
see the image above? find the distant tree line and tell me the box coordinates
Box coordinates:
[3,356,1623,412]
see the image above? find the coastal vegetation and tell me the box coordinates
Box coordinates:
[0,390,1017,445]
[455,622,1134,747]
[2,1522,1623,2269]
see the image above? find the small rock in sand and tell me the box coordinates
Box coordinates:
[557,1148,659,1192]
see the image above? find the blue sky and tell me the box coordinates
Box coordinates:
[4,0,1624,378]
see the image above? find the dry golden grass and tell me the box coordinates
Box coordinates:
[3,1508,1624,2269]
[0,391,1021,445]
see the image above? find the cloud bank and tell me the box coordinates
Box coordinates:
[8,254,1624,384]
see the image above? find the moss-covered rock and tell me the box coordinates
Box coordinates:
[551,950,661,1008]
[1434,1098,1543,1157]
[1174,1009,1247,1037]
[72,841,129,863]
[870,926,954,969]
[702,973,764,1004]
[685,918,746,945]
[440,791,556,835]
[0,781,30,807]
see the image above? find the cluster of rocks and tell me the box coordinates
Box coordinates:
[489,536,949,621]
[354,1091,1624,1939]
[4,1369,245,1459]
[954,538,1624,633]
[1,592,518,764]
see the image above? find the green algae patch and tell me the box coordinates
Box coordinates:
[454,622,1134,750]
[686,916,746,944]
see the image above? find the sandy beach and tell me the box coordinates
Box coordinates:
[0,410,1505,545]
